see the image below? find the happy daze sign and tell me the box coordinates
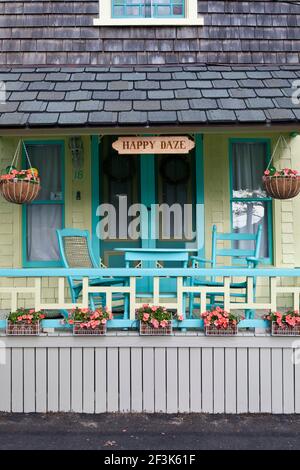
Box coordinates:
[112,136,195,154]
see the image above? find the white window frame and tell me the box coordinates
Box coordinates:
[93,0,204,26]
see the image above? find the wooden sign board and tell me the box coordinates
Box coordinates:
[112,136,195,154]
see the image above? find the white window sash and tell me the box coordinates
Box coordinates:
[93,0,203,26]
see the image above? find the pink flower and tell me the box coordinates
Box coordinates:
[151,306,158,312]
[177,314,183,321]
[151,318,159,329]
[109,312,113,320]
[143,313,150,321]
[101,319,107,325]
[264,169,270,176]
[17,316,23,321]
[160,320,169,328]
[142,304,149,309]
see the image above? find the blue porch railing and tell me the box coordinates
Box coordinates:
[0,267,300,331]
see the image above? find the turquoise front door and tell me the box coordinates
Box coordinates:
[92,135,204,292]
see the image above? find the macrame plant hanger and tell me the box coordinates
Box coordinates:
[265,135,291,173]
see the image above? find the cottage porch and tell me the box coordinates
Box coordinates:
[1,65,300,414]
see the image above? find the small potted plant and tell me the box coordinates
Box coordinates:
[201,307,240,336]
[266,310,300,336]
[137,304,180,336]
[263,167,300,200]
[6,307,45,336]
[67,307,112,336]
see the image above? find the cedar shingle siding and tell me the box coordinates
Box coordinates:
[0,1,300,66]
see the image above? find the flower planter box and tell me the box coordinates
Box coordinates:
[271,322,300,336]
[205,324,238,336]
[73,322,106,336]
[140,321,173,336]
[6,321,40,336]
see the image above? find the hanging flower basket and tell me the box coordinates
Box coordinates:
[263,168,300,200]
[0,176,41,204]
[0,141,41,204]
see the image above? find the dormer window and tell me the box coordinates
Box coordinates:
[112,0,185,19]
[93,0,203,26]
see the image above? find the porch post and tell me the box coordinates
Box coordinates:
[91,135,100,262]
[195,134,205,257]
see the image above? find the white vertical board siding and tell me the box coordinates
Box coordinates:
[83,348,95,413]
[131,347,143,412]
[260,348,272,413]
[225,348,236,413]
[0,337,298,414]
[154,348,166,413]
[47,348,59,412]
[119,347,131,412]
[95,348,107,413]
[71,348,83,412]
[59,348,71,412]
[11,348,23,412]
[23,348,35,413]
[35,348,47,412]
[0,348,11,412]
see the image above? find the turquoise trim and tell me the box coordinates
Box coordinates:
[229,138,273,265]
[91,135,100,262]
[22,140,65,268]
[0,266,298,277]
[195,134,205,257]
[140,154,156,246]
[0,318,271,330]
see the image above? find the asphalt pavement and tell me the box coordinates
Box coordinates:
[0,413,299,450]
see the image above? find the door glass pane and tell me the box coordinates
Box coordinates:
[27,205,63,262]
[26,143,63,201]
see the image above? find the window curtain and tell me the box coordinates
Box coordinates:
[232,142,269,258]
[26,144,62,262]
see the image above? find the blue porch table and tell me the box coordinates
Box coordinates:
[114,248,196,321]
[114,247,195,268]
